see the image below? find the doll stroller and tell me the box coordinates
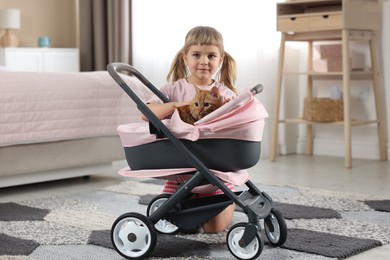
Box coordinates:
[107,63,287,260]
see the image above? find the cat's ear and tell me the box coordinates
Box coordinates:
[210,86,220,98]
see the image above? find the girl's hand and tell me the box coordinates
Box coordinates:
[142,101,189,121]
[174,102,190,108]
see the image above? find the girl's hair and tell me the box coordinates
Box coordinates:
[166,26,237,93]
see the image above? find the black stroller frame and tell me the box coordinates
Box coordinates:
[108,63,287,260]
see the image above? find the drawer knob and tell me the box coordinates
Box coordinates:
[290,17,296,21]
[323,15,329,19]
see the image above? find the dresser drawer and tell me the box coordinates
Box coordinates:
[308,13,342,30]
[277,16,308,32]
[276,0,379,32]
[278,12,342,32]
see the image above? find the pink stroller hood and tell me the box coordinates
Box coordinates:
[117,88,269,147]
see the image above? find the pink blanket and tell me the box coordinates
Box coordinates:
[0,71,151,147]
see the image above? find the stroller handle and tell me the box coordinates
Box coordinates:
[107,62,147,86]
[251,84,263,95]
[107,62,169,103]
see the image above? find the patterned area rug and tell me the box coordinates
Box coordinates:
[1,179,390,260]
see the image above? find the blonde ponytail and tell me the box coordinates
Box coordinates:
[218,52,237,93]
[166,47,187,82]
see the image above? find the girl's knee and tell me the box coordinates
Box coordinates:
[203,204,235,233]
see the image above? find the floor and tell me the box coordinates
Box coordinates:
[1,154,389,259]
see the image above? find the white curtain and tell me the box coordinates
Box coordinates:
[132,0,282,157]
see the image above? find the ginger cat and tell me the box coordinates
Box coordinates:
[178,86,224,125]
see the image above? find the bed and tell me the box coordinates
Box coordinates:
[0,70,152,188]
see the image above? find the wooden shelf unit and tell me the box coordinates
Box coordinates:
[270,0,387,168]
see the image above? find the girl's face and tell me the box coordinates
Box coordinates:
[183,44,223,86]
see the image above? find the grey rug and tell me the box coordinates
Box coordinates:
[1,179,390,260]
[364,200,390,212]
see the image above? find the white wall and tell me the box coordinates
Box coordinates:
[132,0,390,160]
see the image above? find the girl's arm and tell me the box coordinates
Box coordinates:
[141,101,189,121]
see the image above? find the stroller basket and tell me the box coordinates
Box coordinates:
[107,63,287,260]
[125,138,260,172]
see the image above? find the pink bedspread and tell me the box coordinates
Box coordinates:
[0,71,151,147]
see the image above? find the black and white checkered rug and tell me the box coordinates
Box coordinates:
[1,179,390,259]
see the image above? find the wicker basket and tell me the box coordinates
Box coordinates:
[303,98,343,122]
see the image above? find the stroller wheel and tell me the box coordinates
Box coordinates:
[226,223,263,260]
[264,209,288,246]
[111,212,157,259]
[147,194,180,235]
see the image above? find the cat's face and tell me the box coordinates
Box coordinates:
[189,86,224,120]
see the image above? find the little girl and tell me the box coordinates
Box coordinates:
[143,26,238,233]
